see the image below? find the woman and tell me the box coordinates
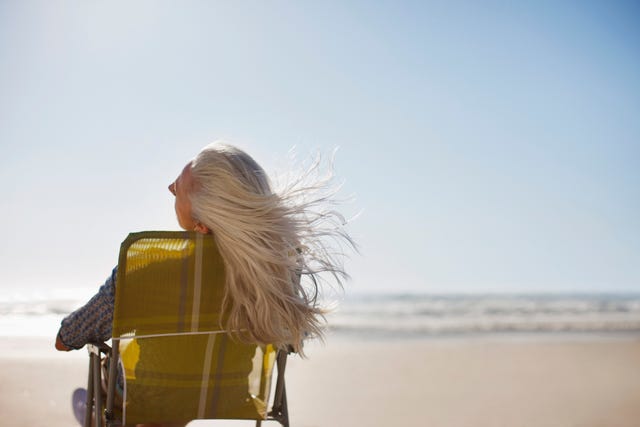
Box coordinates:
[56,141,354,356]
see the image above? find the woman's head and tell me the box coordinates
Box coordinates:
[189,143,273,234]
[168,143,271,234]
[168,162,200,231]
[168,141,354,354]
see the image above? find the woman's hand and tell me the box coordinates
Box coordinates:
[55,333,71,351]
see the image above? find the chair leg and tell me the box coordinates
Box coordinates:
[280,383,289,427]
[105,342,119,426]
[85,354,95,427]
[269,350,290,427]
[87,344,104,427]
[93,352,103,427]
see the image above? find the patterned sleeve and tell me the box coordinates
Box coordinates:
[57,267,117,349]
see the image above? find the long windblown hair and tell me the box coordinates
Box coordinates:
[189,142,354,355]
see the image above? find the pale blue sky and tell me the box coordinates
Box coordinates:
[1,1,638,294]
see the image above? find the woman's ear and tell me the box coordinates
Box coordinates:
[194,222,210,234]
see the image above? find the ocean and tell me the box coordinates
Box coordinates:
[2,288,640,340]
[325,292,640,340]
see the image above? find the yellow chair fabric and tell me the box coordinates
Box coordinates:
[112,231,276,425]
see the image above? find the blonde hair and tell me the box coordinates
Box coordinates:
[189,142,354,354]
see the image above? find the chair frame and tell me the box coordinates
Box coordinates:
[84,342,290,427]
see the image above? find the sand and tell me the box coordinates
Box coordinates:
[1,335,639,427]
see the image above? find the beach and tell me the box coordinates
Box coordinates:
[1,335,639,427]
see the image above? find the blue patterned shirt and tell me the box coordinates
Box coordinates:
[58,267,117,349]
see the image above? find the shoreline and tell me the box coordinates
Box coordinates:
[325,328,640,343]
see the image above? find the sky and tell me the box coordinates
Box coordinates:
[1,1,638,295]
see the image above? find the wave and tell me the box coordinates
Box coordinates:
[326,293,640,336]
[2,289,640,338]
[0,288,93,316]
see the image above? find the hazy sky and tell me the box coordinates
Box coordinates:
[1,1,638,294]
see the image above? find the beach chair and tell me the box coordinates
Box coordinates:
[83,231,291,427]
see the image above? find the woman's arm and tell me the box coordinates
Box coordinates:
[54,267,117,351]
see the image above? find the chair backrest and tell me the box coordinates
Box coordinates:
[111,231,277,425]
